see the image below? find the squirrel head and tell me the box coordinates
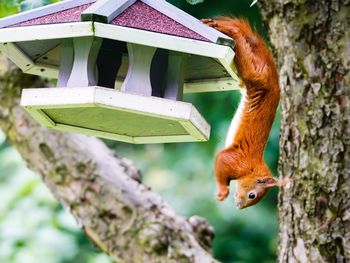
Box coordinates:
[234,164,278,209]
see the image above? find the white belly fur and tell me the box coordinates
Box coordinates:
[225,89,247,148]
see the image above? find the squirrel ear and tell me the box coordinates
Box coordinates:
[257,177,278,188]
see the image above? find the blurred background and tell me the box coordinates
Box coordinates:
[0,0,280,262]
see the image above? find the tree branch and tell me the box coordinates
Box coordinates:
[0,56,216,263]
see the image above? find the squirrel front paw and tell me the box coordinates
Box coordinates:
[216,187,229,201]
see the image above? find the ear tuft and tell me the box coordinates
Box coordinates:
[276,177,293,188]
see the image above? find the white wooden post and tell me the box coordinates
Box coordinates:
[164,52,186,100]
[67,36,102,87]
[121,43,156,96]
[57,39,74,87]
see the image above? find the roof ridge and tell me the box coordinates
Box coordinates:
[81,0,136,23]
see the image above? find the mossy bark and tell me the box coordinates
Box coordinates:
[0,56,216,263]
[259,1,349,262]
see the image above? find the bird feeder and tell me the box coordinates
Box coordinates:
[0,0,240,144]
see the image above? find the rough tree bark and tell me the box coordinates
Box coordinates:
[0,56,216,262]
[259,0,349,262]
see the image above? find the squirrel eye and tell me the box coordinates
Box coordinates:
[248,191,257,200]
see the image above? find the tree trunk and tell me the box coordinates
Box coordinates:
[0,56,216,263]
[259,1,349,262]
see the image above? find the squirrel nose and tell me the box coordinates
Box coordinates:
[236,201,244,209]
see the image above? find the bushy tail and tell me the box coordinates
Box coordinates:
[202,17,278,89]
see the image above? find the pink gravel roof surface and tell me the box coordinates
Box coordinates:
[111,1,209,42]
[10,3,93,27]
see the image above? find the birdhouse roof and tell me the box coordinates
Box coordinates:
[8,1,211,43]
[0,0,240,93]
[0,0,231,43]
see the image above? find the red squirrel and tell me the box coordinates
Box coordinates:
[202,18,282,209]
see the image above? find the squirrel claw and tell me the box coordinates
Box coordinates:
[201,18,213,23]
[201,18,218,28]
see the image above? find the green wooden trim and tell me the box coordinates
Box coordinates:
[81,13,107,23]
[0,42,34,71]
[21,86,211,144]
[217,37,236,48]
[183,78,241,94]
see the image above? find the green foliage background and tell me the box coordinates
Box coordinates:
[0,1,280,262]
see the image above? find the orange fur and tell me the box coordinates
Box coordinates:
[203,18,280,208]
